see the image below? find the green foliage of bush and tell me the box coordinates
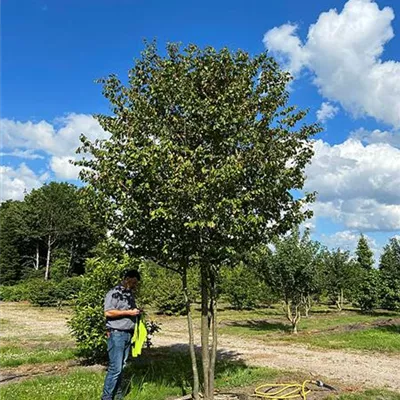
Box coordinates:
[220,264,273,310]
[0,283,30,302]
[140,262,199,315]
[27,279,59,306]
[69,255,136,361]
[56,277,84,302]
[0,276,84,306]
[51,255,71,281]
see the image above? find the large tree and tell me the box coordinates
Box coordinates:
[356,234,374,270]
[77,42,319,399]
[379,237,400,311]
[354,234,379,312]
[0,201,30,284]
[24,182,104,279]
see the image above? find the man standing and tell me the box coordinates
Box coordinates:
[101,270,141,400]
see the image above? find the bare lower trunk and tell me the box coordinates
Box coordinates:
[303,294,311,317]
[67,243,74,276]
[35,243,40,270]
[336,289,343,312]
[201,268,210,399]
[45,234,51,280]
[209,279,217,399]
[183,266,199,400]
[340,288,344,311]
[286,301,301,334]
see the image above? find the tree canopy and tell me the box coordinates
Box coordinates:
[77,42,320,399]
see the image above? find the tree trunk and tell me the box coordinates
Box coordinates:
[182,265,199,400]
[286,301,301,334]
[293,304,301,334]
[303,294,311,317]
[201,267,211,399]
[336,290,343,312]
[67,242,74,276]
[340,288,344,311]
[306,295,310,317]
[45,234,51,280]
[209,273,218,399]
[292,320,298,334]
[35,243,40,270]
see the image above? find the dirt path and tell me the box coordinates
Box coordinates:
[155,316,400,392]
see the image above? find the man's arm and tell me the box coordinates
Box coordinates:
[105,308,141,318]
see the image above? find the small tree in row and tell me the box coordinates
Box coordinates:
[322,248,357,311]
[255,229,322,333]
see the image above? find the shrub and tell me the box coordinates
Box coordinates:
[56,276,84,303]
[140,262,199,315]
[0,283,30,302]
[69,255,136,361]
[27,279,59,306]
[0,276,84,306]
[220,263,273,310]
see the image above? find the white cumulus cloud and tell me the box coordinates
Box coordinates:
[0,113,108,181]
[0,149,44,160]
[50,156,82,180]
[306,138,400,231]
[316,102,339,123]
[320,230,381,263]
[264,0,400,127]
[350,127,400,148]
[0,164,49,202]
[0,113,108,156]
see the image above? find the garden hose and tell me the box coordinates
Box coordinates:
[254,380,337,399]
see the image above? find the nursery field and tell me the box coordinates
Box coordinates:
[0,302,399,400]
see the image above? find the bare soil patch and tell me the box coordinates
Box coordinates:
[0,360,79,384]
[0,302,71,339]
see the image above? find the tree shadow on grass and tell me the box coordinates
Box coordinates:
[341,308,400,318]
[121,344,256,399]
[225,319,292,334]
[374,323,400,334]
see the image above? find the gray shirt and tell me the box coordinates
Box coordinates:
[104,284,137,331]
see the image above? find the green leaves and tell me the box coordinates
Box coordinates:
[76,41,320,269]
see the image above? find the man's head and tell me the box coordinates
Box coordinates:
[122,269,141,290]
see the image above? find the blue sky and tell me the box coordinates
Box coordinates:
[1,0,400,261]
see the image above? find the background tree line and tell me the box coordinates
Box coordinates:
[1,181,398,320]
[0,182,106,305]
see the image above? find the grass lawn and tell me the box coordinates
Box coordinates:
[282,324,400,352]
[0,302,77,367]
[328,390,400,400]
[218,307,400,354]
[1,302,399,399]
[1,349,399,400]
[0,338,76,368]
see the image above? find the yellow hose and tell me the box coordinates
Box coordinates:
[254,380,311,399]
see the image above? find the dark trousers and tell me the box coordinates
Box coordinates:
[101,330,132,400]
